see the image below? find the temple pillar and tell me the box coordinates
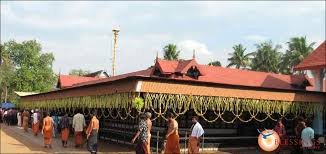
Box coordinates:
[312,69,324,135]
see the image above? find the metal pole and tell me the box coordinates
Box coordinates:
[156,131,159,154]
[112,28,120,76]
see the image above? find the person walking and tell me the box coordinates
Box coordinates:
[42,112,54,148]
[32,109,41,136]
[164,112,180,154]
[86,110,99,154]
[145,112,152,154]
[301,121,315,154]
[60,113,70,148]
[17,111,22,127]
[131,113,148,154]
[22,109,30,132]
[52,113,59,138]
[72,110,86,148]
[188,116,204,154]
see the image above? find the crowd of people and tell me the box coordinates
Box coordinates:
[2,107,318,154]
[1,108,99,154]
[130,112,205,154]
[1,108,205,154]
[274,117,317,154]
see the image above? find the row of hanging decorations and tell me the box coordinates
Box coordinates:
[20,92,324,123]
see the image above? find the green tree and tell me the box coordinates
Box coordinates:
[280,36,315,74]
[227,44,252,69]
[208,60,222,66]
[163,44,180,60]
[0,44,15,103]
[3,40,56,95]
[251,41,282,73]
[69,69,90,76]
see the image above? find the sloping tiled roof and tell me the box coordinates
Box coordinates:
[294,41,326,71]
[66,58,312,91]
[57,75,100,88]
[71,68,154,87]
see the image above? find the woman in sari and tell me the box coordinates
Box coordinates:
[60,113,70,148]
[42,112,54,148]
[131,113,148,154]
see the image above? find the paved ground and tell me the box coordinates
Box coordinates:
[0,123,134,154]
[3,123,324,154]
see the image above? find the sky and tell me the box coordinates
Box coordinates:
[1,1,325,75]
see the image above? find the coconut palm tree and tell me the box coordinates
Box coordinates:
[280,36,315,74]
[251,41,282,73]
[227,44,252,69]
[163,44,180,60]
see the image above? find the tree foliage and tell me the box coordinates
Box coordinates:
[280,36,315,74]
[69,69,90,76]
[251,41,283,73]
[163,44,180,60]
[208,60,222,66]
[227,44,252,69]
[0,44,15,102]
[0,40,56,103]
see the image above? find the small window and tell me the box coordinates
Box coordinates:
[187,66,200,79]
[153,68,162,76]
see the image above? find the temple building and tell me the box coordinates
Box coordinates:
[20,43,326,148]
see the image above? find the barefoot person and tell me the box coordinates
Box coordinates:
[145,112,152,154]
[72,110,86,148]
[42,112,54,148]
[131,113,148,154]
[164,112,180,154]
[22,109,30,132]
[188,116,204,154]
[32,109,41,136]
[60,113,70,148]
[86,110,99,154]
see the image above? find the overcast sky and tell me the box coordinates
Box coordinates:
[1,1,325,75]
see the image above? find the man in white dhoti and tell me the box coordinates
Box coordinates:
[188,116,204,154]
[32,109,41,136]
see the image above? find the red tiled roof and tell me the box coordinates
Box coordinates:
[294,41,326,71]
[197,65,310,90]
[57,75,100,88]
[71,68,154,87]
[66,58,312,91]
[155,59,179,74]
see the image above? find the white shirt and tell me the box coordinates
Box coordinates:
[32,112,39,124]
[191,122,204,137]
[72,113,86,132]
[301,127,314,148]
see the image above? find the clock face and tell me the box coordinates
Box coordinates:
[258,129,280,152]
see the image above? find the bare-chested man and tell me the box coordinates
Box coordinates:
[164,112,180,154]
